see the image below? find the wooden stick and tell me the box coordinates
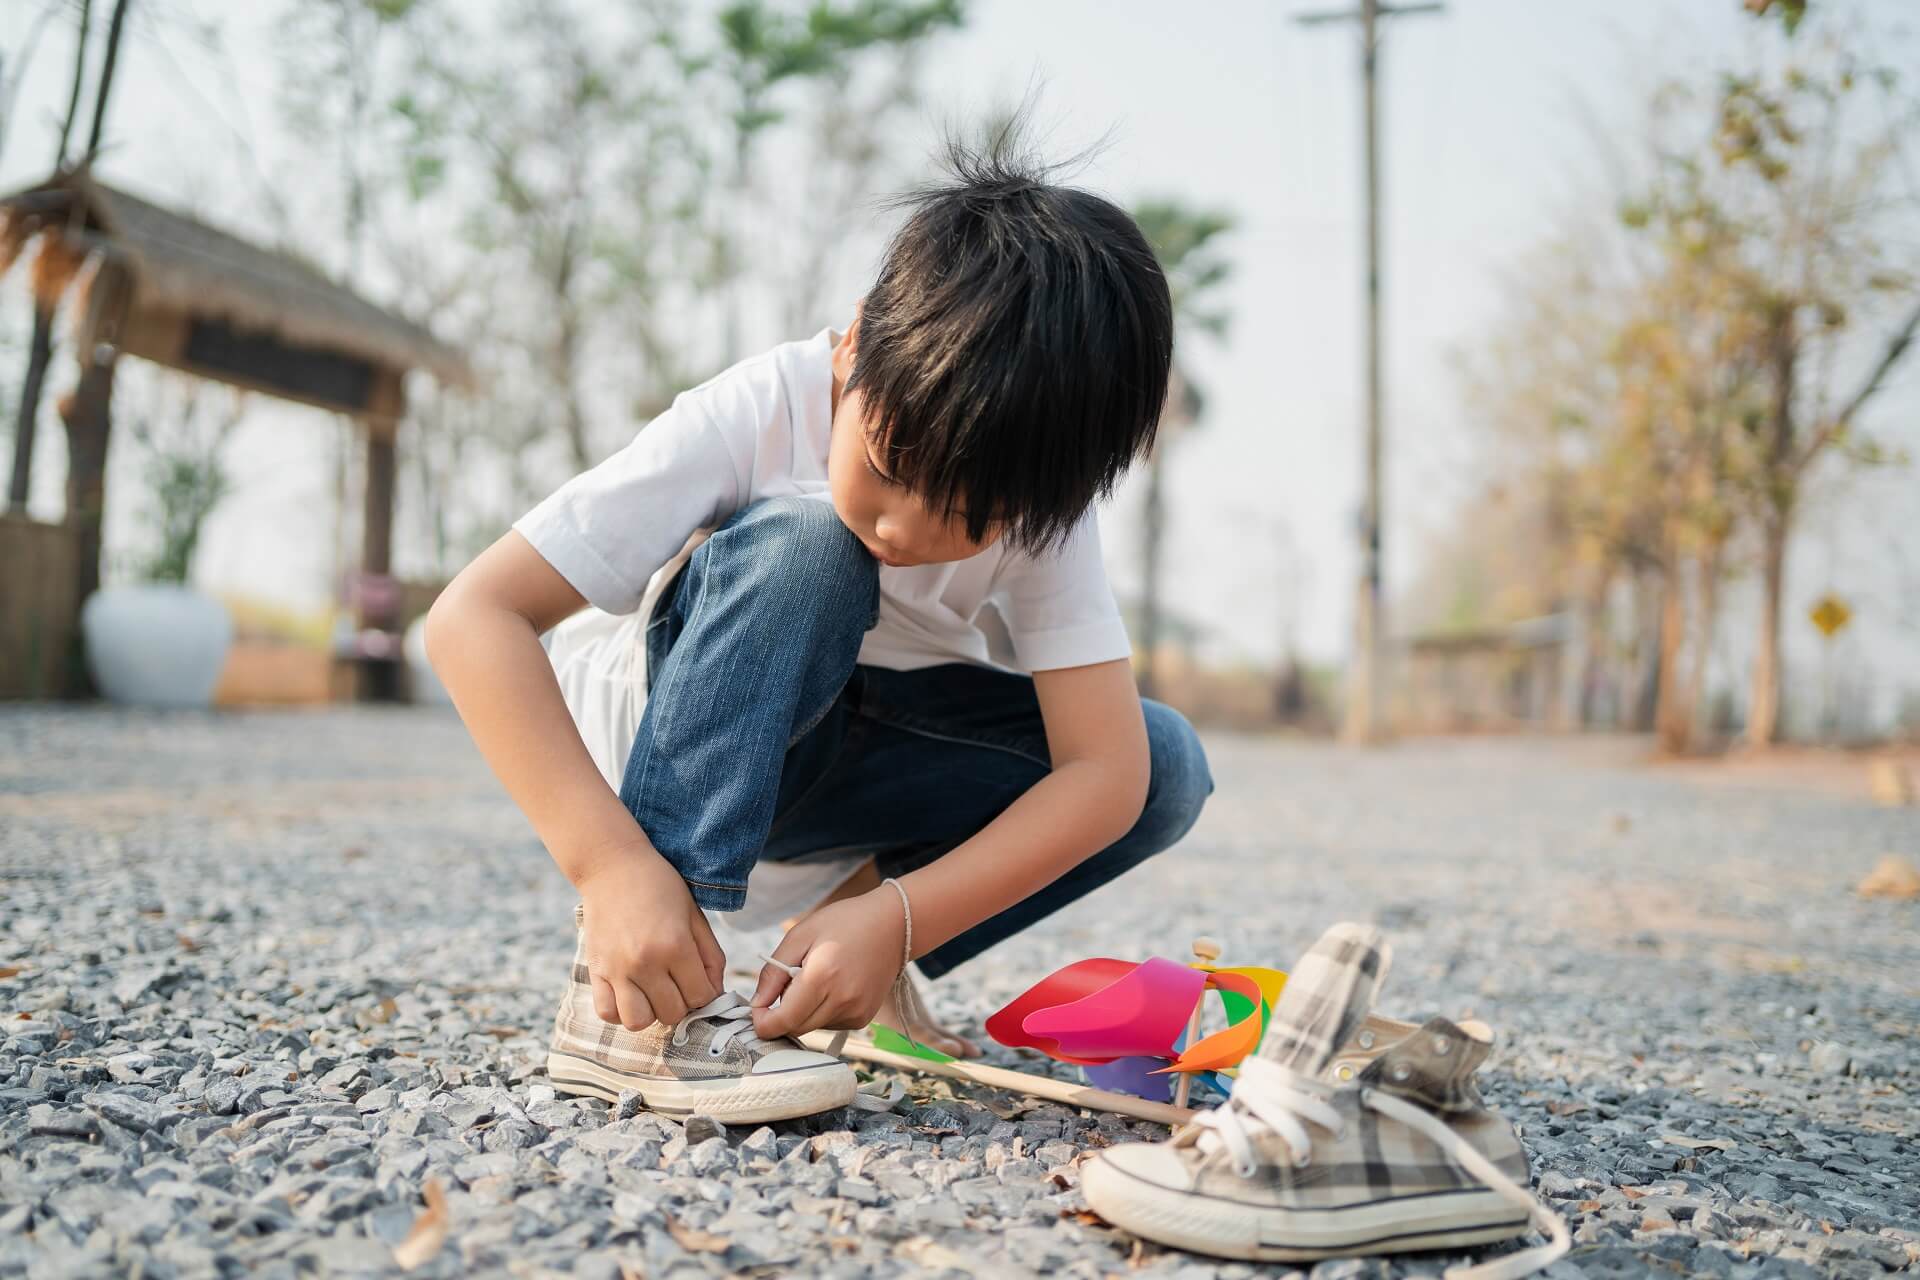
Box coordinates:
[799,1030,1197,1127]
[1173,936,1223,1110]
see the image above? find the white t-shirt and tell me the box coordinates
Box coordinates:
[512,323,1132,935]
[513,323,1131,674]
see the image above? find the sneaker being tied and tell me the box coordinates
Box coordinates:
[1083,923,1569,1280]
[547,905,855,1124]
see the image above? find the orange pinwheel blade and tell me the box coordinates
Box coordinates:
[1158,971,1265,1074]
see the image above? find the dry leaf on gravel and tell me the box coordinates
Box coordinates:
[1657,1133,1735,1151]
[0,966,21,979]
[391,1178,448,1270]
[1867,760,1913,807]
[980,1094,1034,1120]
[896,1237,972,1270]
[1857,855,1920,900]
[664,1218,729,1254]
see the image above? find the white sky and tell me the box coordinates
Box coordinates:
[4,0,1917,719]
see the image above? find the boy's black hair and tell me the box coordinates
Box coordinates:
[846,106,1173,554]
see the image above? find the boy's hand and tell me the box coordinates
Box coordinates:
[749,888,906,1040]
[578,849,727,1031]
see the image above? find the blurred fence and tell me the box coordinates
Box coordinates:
[1,515,79,699]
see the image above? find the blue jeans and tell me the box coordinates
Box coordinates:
[618,497,1213,979]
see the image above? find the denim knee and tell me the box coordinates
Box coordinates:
[1136,700,1212,850]
[702,497,878,623]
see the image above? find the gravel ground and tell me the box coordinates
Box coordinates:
[2,705,1917,1280]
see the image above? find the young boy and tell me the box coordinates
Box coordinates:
[426,130,1213,1123]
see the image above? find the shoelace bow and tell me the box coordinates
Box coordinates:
[1190,1057,1570,1280]
[670,992,775,1057]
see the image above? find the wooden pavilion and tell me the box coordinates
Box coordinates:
[0,168,471,698]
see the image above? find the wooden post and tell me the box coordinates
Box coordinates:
[57,252,133,697]
[354,418,399,702]
[360,369,406,588]
[362,428,395,580]
[8,305,54,513]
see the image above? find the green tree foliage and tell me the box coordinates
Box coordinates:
[268,0,966,579]
[121,375,241,585]
[707,0,965,361]
[1446,12,1916,750]
[1742,0,1807,38]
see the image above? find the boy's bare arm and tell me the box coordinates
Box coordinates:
[425,531,724,1029]
[902,657,1150,948]
[752,658,1149,1037]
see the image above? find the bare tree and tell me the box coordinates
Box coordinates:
[7,0,93,513]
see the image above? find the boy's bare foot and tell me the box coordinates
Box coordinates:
[876,974,981,1058]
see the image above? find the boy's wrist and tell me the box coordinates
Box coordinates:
[862,881,910,968]
[564,830,670,895]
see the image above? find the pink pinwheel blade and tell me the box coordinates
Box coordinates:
[986,958,1140,1065]
[1022,956,1207,1062]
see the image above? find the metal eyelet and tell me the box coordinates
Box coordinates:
[1432,1036,1451,1055]
[1292,1150,1312,1169]
[707,1044,724,1057]
[1391,1063,1412,1082]
[1357,1030,1375,1049]
[1336,1065,1355,1082]
[1235,1159,1259,1179]
[671,1031,688,1048]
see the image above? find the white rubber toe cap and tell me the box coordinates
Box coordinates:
[751,1048,848,1076]
[1094,1141,1198,1193]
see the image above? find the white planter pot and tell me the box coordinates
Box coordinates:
[403,614,452,705]
[81,584,233,709]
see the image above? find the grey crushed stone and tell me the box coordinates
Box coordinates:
[1,706,1917,1278]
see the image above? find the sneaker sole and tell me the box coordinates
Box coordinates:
[546,1050,856,1124]
[1081,1157,1530,1261]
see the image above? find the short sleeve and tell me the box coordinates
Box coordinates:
[990,513,1133,672]
[512,396,746,615]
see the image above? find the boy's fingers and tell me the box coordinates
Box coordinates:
[591,975,620,1025]
[612,979,654,1032]
[668,953,717,1012]
[754,922,816,1008]
[750,960,793,1011]
[690,912,727,991]
[638,974,687,1028]
[753,977,825,1040]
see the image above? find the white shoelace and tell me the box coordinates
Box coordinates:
[1193,1057,1346,1176]
[670,992,774,1057]
[1193,1058,1571,1280]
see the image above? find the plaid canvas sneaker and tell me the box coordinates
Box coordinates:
[1083,924,1568,1280]
[547,906,856,1123]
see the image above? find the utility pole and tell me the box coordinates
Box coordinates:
[1295,0,1441,744]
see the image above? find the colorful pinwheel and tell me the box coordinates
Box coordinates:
[985,953,1288,1102]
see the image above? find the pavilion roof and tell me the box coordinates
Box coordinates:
[0,169,471,388]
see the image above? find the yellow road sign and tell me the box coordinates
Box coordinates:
[1809,595,1852,638]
